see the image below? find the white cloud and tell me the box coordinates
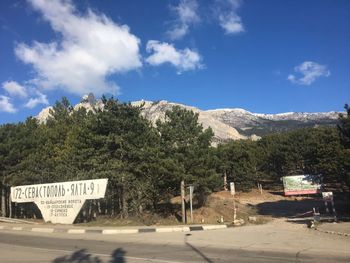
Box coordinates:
[24,91,49,109]
[167,0,200,40]
[2,81,28,98]
[216,0,244,34]
[0,95,17,113]
[219,13,244,34]
[288,61,330,85]
[15,0,142,96]
[146,40,203,73]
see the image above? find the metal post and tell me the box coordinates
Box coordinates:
[189,185,194,223]
[181,180,186,224]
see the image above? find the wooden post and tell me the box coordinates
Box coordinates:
[258,183,263,195]
[8,191,12,218]
[181,180,186,224]
[223,171,228,191]
[233,199,237,221]
[1,178,6,217]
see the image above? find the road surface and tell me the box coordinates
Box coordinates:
[0,219,349,262]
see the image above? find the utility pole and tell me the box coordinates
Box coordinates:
[181,180,186,223]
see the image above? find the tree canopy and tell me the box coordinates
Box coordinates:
[1,99,349,219]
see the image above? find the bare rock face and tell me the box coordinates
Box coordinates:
[37,93,104,123]
[131,100,247,144]
[74,93,104,113]
[36,96,340,143]
[36,106,53,123]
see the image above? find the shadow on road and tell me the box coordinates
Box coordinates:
[184,234,213,263]
[52,248,126,263]
[110,248,126,263]
[254,191,350,223]
[255,199,324,218]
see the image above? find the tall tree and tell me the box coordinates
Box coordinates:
[338,104,350,186]
[156,106,220,204]
[338,104,350,148]
[217,140,259,191]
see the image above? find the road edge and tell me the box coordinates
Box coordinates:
[0,224,230,235]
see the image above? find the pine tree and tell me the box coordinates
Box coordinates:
[338,104,350,148]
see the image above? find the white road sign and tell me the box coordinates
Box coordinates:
[11,179,108,224]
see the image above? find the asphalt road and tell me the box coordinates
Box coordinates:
[1,221,350,263]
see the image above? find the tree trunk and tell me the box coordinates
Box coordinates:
[1,178,6,217]
[97,200,101,215]
[121,185,128,219]
[91,200,96,219]
[88,201,92,220]
[223,171,228,191]
[8,192,12,218]
[104,199,108,216]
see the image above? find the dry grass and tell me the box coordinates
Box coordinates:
[191,191,268,225]
[82,190,270,226]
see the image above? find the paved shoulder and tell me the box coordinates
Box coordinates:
[0,223,229,235]
[316,222,350,237]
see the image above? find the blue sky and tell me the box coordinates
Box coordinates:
[0,0,349,124]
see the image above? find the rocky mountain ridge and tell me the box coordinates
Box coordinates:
[204,107,339,137]
[36,96,340,143]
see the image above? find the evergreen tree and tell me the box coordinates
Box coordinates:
[338,104,350,186]
[156,106,220,204]
[338,104,350,148]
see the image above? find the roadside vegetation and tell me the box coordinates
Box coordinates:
[0,98,349,223]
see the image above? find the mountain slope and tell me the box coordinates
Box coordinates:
[206,108,339,137]
[36,96,340,143]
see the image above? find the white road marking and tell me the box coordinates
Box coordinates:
[67,229,86,234]
[31,227,54,233]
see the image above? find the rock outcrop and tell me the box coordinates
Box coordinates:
[131,100,247,144]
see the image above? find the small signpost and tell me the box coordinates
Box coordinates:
[230,182,235,196]
[11,179,108,224]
